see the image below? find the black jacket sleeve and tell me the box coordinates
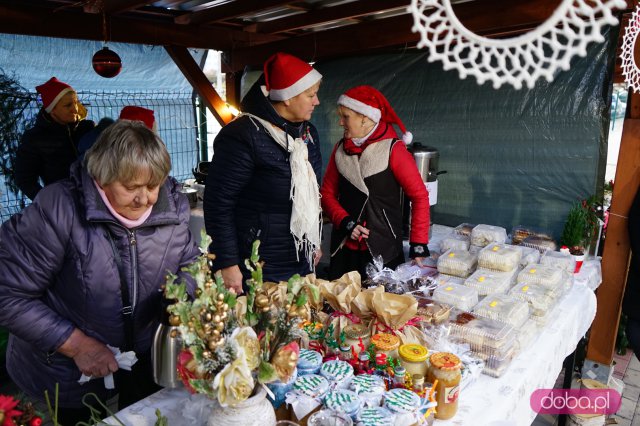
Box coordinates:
[14,131,44,200]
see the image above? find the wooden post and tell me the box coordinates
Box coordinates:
[586,90,640,364]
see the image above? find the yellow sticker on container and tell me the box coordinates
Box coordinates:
[478,276,485,282]
[522,285,529,292]
[492,245,499,251]
[445,286,453,291]
[448,252,455,258]
[529,268,536,274]
[489,301,498,307]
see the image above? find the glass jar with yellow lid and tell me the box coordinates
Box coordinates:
[427,352,461,420]
[343,323,371,355]
[371,333,400,359]
[398,343,429,378]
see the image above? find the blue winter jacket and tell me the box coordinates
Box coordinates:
[203,76,322,282]
[0,161,201,407]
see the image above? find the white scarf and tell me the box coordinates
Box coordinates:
[241,113,322,268]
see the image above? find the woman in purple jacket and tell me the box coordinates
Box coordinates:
[0,120,201,424]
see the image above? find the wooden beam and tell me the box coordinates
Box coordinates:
[249,0,409,34]
[226,0,562,71]
[0,1,271,50]
[165,45,233,127]
[175,0,293,25]
[586,91,640,365]
[104,1,152,14]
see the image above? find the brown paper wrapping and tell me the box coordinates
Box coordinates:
[370,291,431,347]
[320,271,362,338]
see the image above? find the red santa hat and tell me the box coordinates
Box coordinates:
[263,52,322,101]
[337,85,413,144]
[119,106,156,131]
[36,77,75,114]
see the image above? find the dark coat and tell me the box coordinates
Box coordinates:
[624,187,640,320]
[14,109,95,200]
[0,161,201,407]
[203,77,322,282]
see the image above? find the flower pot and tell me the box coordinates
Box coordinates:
[573,253,586,274]
[207,386,276,426]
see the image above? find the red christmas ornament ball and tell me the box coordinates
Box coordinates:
[92,47,122,78]
[29,416,43,426]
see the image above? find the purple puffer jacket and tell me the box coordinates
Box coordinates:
[0,161,201,408]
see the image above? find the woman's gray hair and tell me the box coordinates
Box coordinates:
[85,120,171,187]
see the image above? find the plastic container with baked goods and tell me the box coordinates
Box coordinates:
[508,283,558,324]
[516,320,539,351]
[520,235,557,253]
[415,297,452,325]
[475,344,517,378]
[511,244,541,267]
[437,249,478,278]
[453,223,476,237]
[510,225,554,245]
[516,263,563,289]
[472,293,530,329]
[470,224,508,247]
[448,310,518,358]
[432,282,479,311]
[463,269,512,296]
[477,243,522,272]
[440,234,471,253]
[434,273,466,287]
[540,250,576,274]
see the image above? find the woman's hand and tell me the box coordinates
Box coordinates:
[413,257,426,267]
[220,265,243,294]
[58,329,118,378]
[350,224,369,241]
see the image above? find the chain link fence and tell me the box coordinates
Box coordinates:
[0,90,200,222]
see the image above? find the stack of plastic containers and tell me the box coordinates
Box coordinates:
[463,269,512,296]
[448,311,518,377]
[437,249,478,278]
[471,294,538,350]
[477,243,521,272]
[517,263,568,296]
[440,234,471,253]
[540,250,576,275]
[432,282,479,311]
[508,282,558,326]
[470,224,508,248]
[511,244,541,268]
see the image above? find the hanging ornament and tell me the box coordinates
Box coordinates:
[92,46,122,78]
[621,4,640,93]
[92,8,122,78]
[409,0,626,89]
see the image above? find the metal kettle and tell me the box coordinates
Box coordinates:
[151,304,183,388]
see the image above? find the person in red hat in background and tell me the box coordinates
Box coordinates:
[320,85,430,280]
[204,52,323,294]
[14,77,95,200]
[78,105,157,158]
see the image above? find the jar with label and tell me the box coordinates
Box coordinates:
[427,352,461,420]
[343,323,371,355]
[371,333,400,359]
[398,344,429,378]
[412,374,425,393]
[298,349,323,376]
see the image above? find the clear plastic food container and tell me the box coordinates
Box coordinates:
[510,225,554,246]
[434,273,466,287]
[520,235,557,253]
[478,243,522,272]
[415,298,452,325]
[511,244,541,267]
[472,293,530,328]
[540,250,576,274]
[476,344,517,378]
[440,234,471,253]
[432,282,479,311]
[453,223,476,237]
[508,282,558,318]
[448,311,517,356]
[463,269,512,296]
[437,249,478,278]
[516,320,539,351]
[470,224,508,247]
[516,264,563,289]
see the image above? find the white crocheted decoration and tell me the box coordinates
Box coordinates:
[621,5,640,93]
[409,0,626,89]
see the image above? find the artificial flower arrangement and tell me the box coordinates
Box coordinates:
[0,394,43,426]
[163,238,321,407]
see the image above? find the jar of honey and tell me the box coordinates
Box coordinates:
[398,343,429,378]
[371,333,400,359]
[427,352,461,420]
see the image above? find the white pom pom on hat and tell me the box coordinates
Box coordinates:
[337,85,413,144]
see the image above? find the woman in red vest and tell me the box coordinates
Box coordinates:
[320,85,430,280]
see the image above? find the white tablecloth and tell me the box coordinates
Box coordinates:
[106,224,599,426]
